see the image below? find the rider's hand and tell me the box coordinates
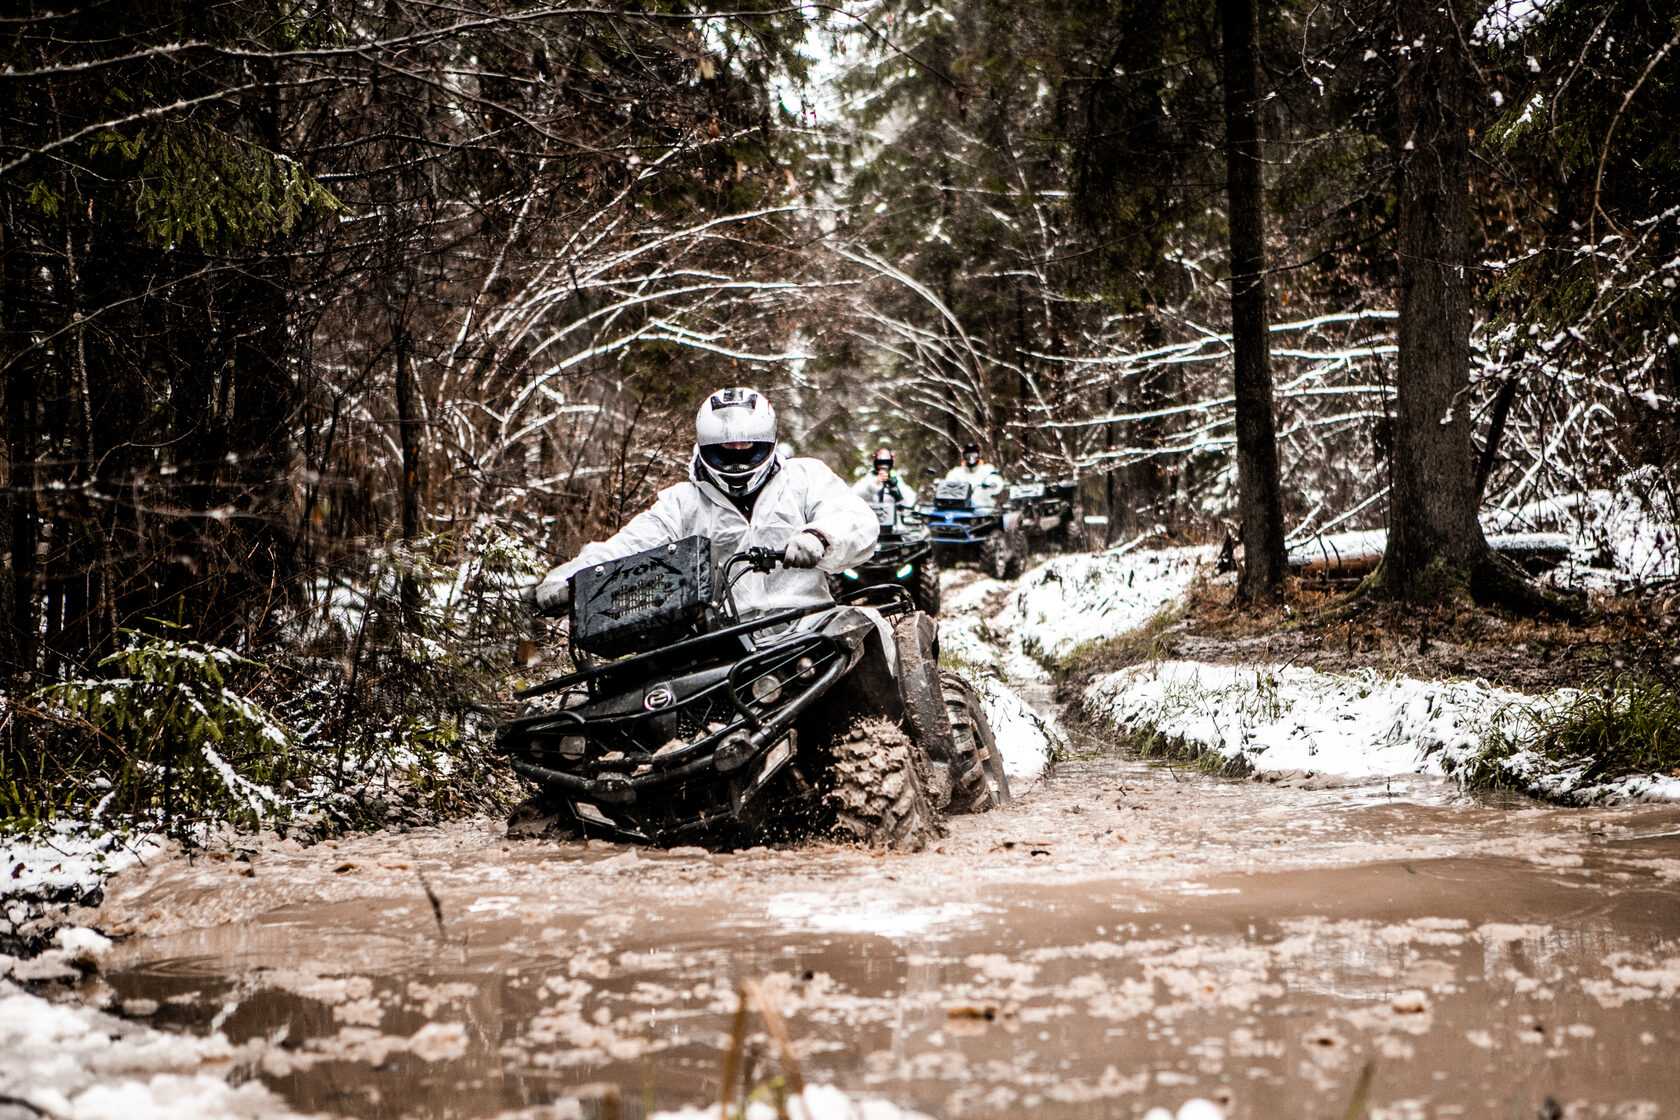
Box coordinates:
[782,529,828,569]
[531,571,571,614]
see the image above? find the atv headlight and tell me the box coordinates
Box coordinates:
[558,735,586,758]
[842,568,860,580]
[750,673,783,706]
[895,563,915,578]
[794,656,817,680]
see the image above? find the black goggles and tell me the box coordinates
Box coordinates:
[700,442,773,473]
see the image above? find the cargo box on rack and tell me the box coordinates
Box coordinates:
[570,536,712,658]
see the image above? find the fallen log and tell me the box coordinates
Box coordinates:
[1287,530,1573,580]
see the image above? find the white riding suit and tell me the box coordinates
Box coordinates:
[852,472,917,508]
[942,461,1006,508]
[539,454,879,619]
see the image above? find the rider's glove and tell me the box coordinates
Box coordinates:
[530,570,571,615]
[782,529,828,569]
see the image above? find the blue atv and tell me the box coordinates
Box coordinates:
[919,479,1027,580]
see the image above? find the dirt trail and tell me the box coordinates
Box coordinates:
[44,573,1680,1119]
[83,733,1680,1119]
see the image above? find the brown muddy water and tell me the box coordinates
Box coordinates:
[82,741,1680,1120]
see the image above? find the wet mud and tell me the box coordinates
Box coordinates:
[86,743,1680,1119]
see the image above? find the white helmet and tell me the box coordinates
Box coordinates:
[695,387,779,499]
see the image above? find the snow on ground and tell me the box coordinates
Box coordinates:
[967,674,1055,784]
[0,971,308,1120]
[1083,660,1680,804]
[1086,660,1536,780]
[2,826,165,951]
[936,571,1064,784]
[936,572,1046,683]
[1012,546,1213,665]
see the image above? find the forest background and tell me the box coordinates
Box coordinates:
[1,0,1676,834]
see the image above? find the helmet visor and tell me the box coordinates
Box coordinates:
[700,441,774,475]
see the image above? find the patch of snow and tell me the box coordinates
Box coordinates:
[2,827,165,952]
[650,1084,934,1120]
[0,978,308,1119]
[1086,661,1531,780]
[1084,661,1680,804]
[1474,0,1554,45]
[967,674,1057,784]
[1013,546,1213,665]
[937,572,1047,682]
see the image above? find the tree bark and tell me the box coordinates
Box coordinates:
[1220,0,1287,604]
[1371,0,1489,603]
[394,301,423,624]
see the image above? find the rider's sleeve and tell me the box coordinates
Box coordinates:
[798,461,879,573]
[542,484,693,585]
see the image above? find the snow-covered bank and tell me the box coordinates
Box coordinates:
[1012,546,1212,665]
[2,826,165,954]
[936,572,1064,784]
[1082,660,1680,804]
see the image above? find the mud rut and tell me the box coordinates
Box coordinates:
[77,584,1680,1120]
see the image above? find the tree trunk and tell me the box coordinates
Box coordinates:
[394,303,423,624]
[1370,0,1489,604]
[1221,0,1287,604]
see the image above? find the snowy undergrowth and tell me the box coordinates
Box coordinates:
[1082,661,1680,804]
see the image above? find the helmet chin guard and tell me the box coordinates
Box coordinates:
[695,387,779,498]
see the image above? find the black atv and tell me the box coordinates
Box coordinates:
[1007,478,1079,552]
[833,500,941,615]
[919,479,1027,580]
[498,536,1008,849]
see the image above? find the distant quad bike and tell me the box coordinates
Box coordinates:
[919,478,1028,580]
[498,536,1008,850]
[832,501,941,615]
[1006,478,1079,552]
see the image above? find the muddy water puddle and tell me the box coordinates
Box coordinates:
[93,757,1680,1119]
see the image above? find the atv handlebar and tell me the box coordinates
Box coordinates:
[730,546,787,574]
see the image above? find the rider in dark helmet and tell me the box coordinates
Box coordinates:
[852,446,917,507]
[943,441,1005,507]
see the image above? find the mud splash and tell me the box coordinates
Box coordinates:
[82,749,1680,1119]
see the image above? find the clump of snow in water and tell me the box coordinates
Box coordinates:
[649,1087,1223,1120]
[1085,661,1680,804]
[1012,546,1213,665]
[0,978,306,1120]
[651,1086,934,1120]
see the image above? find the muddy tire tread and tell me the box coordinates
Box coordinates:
[940,669,1011,809]
[828,719,943,851]
[913,557,942,615]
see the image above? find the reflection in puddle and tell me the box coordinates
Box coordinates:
[95,756,1680,1119]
